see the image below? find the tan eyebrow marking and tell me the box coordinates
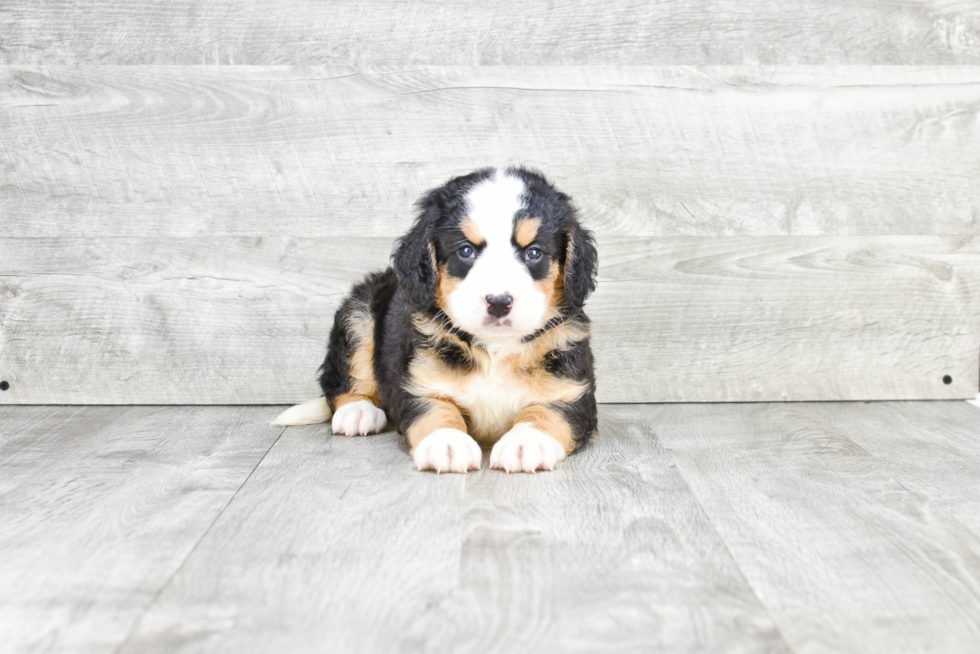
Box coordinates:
[514,217,541,248]
[460,218,484,246]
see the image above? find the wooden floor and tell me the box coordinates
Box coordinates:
[2,402,980,653]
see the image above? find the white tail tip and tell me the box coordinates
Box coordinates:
[271,397,332,426]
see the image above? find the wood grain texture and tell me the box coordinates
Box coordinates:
[0,405,283,654]
[118,424,474,654]
[6,403,980,652]
[118,406,789,654]
[596,235,980,402]
[652,402,980,653]
[2,66,979,237]
[2,1,979,65]
[816,401,980,537]
[0,237,393,404]
[1,236,976,404]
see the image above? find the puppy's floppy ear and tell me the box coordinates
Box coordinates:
[393,189,440,311]
[562,214,598,309]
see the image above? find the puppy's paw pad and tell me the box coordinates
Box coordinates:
[331,400,387,436]
[490,424,566,473]
[414,429,482,474]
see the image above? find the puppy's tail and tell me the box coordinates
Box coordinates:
[271,396,332,426]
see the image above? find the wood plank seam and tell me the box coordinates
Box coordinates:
[656,402,980,651]
[112,424,288,654]
[658,433,797,653]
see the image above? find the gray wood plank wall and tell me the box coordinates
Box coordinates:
[2,67,979,237]
[1,236,976,404]
[2,1,979,65]
[1,7,978,404]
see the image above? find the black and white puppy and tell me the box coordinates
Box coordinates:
[274,167,598,473]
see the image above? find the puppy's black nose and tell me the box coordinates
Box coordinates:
[486,294,513,318]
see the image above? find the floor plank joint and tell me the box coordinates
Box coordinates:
[112,424,288,654]
[3,402,980,653]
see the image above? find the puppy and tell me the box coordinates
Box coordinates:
[273,167,598,473]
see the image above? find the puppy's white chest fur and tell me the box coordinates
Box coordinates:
[412,343,531,443]
[453,353,530,442]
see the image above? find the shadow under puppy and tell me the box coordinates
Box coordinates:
[274,167,598,473]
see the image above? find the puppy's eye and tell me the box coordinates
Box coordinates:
[524,247,543,261]
[459,245,475,259]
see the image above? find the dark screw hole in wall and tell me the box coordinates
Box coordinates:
[942,375,953,385]
[0,381,8,391]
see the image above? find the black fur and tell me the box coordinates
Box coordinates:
[510,168,599,308]
[540,328,598,449]
[317,269,397,409]
[319,167,598,449]
[433,335,474,371]
[392,168,495,311]
[562,219,599,309]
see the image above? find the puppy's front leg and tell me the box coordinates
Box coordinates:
[406,399,482,473]
[490,405,575,473]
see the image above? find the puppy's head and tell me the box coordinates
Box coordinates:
[393,167,597,343]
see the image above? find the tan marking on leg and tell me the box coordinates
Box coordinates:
[514,217,541,248]
[514,404,575,454]
[343,302,380,403]
[460,218,484,246]
[332,392,370,410]
[405,399,469,451]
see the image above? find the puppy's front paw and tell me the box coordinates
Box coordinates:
[490,423,566,473]
[331,400,387,436]
[413,429,482,474]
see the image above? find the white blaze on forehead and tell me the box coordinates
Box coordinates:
[443,169,548,342]
[463,170,528,300]
[464,169,526,245]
